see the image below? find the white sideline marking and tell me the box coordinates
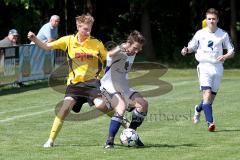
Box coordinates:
[0,109,54,123]
[170,78,240,86]
[0,106,49,114]
[172,80,197,86]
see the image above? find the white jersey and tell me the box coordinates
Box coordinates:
[100,50,135,97]
[188,27,234,64]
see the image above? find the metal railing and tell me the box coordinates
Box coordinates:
[0,44,66,86]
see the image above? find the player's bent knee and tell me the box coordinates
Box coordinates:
[61,97,76,112]
[143,99,148,108]
[94,97,105,108]
[94,98,110,113]
[139,99,148,112]
[64,96,75,101]
[115,109,125,116]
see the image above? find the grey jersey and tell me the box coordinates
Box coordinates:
[100,50,135,95]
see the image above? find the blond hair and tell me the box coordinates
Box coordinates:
[75,13,94,25]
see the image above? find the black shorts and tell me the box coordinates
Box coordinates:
[65,79,101,112]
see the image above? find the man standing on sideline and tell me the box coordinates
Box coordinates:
[36,15,60,43]
[181,8,234,132]
[0,29,19,47]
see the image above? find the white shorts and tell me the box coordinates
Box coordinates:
[100,87,137,109]
[197,63,223,93]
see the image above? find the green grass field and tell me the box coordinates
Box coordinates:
[1,69,240,160]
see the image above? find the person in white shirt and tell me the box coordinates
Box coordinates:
[181,8,234,132]
[94,30,147,148]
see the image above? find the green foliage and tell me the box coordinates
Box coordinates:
[223,52,240,68]
[3,0,29,6]
[3,0,55,8]
[0,0,240,67]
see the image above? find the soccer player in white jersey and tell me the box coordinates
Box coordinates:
[94,30,147,148]
[181,8,234,132]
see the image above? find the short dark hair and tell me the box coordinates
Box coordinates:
[206,8,219,18]
[127,30,145,45]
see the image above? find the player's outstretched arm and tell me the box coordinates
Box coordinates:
[108,46,121,57]
[27,31,52,50]
[108,43,130,57]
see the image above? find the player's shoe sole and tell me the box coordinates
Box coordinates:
[43,140,54,148]
[208,123,215,132]
[193,105,200,124]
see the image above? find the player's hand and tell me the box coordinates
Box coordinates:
[120,43,130,52]
[27,31,36,41]
[181,47,188,56]
[217,55,226,62]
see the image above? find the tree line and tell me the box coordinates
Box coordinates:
[0,0,239,67]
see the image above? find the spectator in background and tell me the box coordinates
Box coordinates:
[0,29,24,87]
[0,29,19,47]
[35,15,60,43]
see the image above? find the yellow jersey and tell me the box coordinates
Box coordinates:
[50,33,107,85]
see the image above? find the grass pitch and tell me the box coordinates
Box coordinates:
[1,69,240,160]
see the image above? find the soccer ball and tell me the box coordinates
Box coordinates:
[120,128,139,147]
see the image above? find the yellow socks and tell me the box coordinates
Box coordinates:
[49,116,63,141]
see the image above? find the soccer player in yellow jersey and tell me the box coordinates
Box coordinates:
[28,14,107,147]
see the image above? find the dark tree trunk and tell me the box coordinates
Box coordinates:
[141,0,156,60]
[64,0,68,35]
[230,0,238,52]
